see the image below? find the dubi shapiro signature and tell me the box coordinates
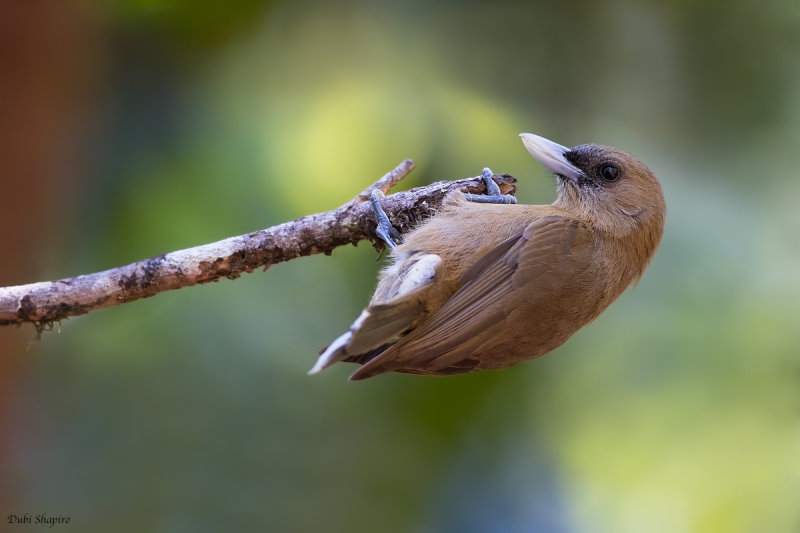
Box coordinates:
[7,513,71,528]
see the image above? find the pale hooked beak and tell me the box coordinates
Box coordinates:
[519,133,584,184]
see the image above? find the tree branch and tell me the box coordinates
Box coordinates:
[0,160,517,327]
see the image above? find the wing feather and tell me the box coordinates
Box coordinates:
[349,216,592,380]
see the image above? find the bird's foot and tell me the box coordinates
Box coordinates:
[464,168,517,204]
[370,190,403,248]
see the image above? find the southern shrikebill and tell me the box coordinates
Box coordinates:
[310,133,666,380]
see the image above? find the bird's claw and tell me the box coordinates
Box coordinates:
[465,167,517,204]
[370,190,402,248]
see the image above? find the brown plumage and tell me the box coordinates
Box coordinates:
[311,133,666,380]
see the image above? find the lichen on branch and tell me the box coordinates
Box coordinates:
[0,160,517,327]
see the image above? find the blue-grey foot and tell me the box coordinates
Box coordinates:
[370,190,403,248]
[464,168,517,204]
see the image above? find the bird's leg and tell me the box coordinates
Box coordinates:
[370,190,403,248]
[464,168,517,204]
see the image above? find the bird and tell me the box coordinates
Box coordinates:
[310,133,666,381]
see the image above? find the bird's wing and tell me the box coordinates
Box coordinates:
[349,215,594,380]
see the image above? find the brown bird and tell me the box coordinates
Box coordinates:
[310,133,666,380]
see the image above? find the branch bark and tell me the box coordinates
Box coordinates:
[0,161,517,327]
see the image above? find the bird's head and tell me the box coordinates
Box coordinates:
[520,133,666,241]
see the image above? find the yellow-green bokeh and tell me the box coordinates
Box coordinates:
[3,1,799,532]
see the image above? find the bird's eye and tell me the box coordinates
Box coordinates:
[598,164,621,182]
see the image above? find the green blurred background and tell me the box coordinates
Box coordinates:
[1,1,798,531]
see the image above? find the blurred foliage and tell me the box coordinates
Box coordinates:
[2,0,799,532]
[110,0,274,50]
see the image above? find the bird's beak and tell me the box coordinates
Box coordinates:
[519,133,584,184]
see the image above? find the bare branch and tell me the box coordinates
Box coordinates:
[0,160,516,327]
[347,158,416,206]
